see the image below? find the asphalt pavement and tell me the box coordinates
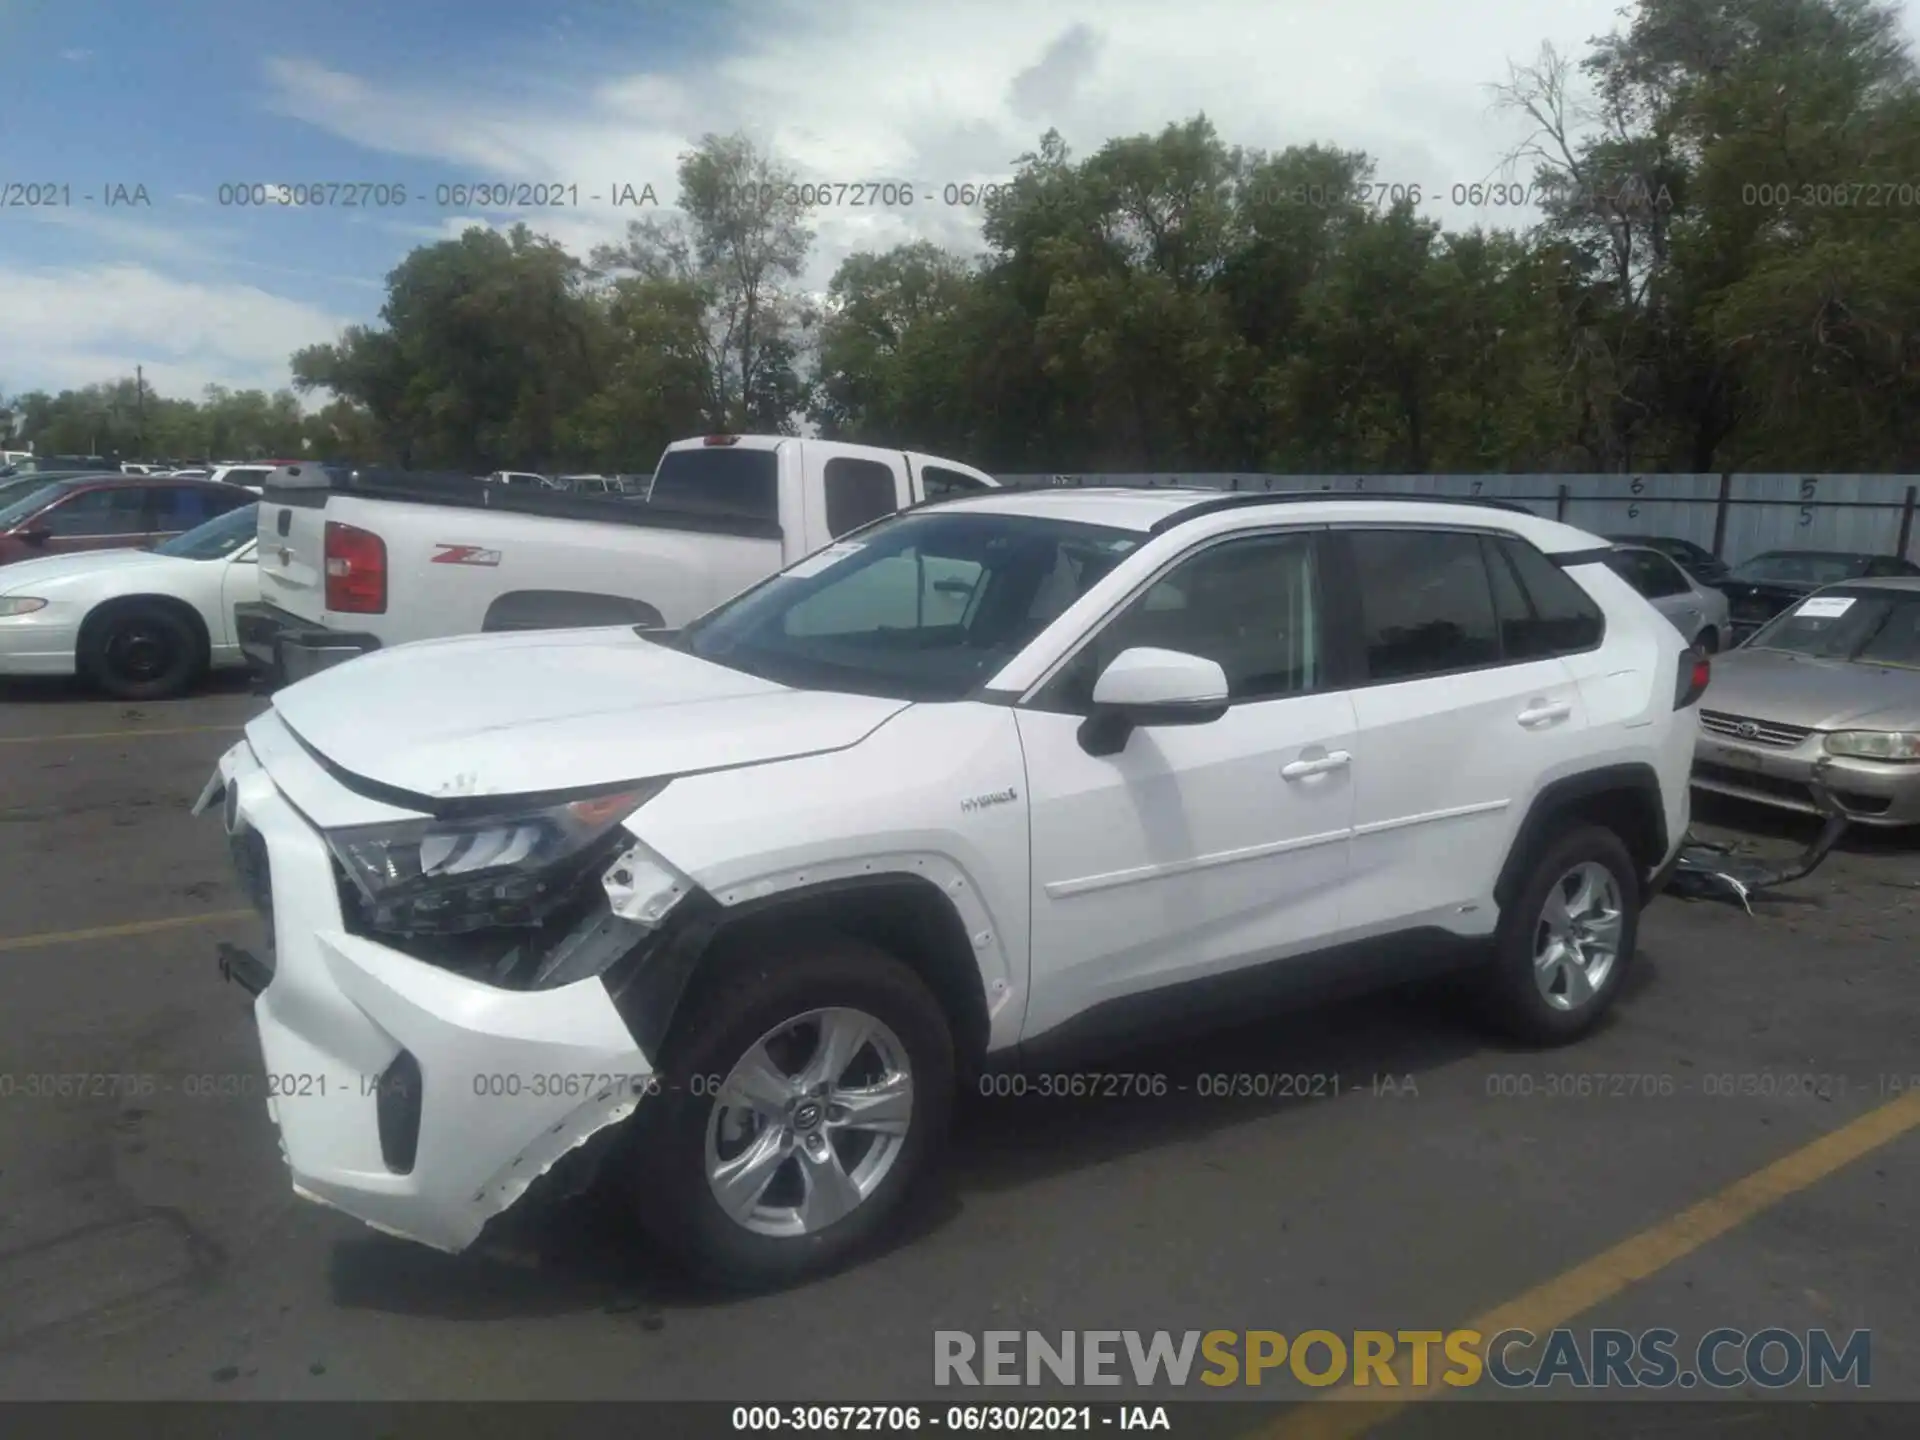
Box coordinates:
[2,675,1917,1433]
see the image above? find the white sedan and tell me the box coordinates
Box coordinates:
[0,503,260,699]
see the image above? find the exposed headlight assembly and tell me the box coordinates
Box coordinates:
[326,780,669,934]
[1824,730,1920,762]
[0,597,48,616]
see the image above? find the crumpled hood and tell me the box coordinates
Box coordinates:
[0,547,171,591]
[266,626,912,804]
[1707,648,1920,731]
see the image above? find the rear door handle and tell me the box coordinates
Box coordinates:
[1518,701,1573,727]
[1281,751,1351,780]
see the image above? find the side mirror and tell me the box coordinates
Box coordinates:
[17,526,52,547]
[1079,647,1230,756]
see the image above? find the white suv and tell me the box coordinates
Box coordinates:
[197,489,1703,1288]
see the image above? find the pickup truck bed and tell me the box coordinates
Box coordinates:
[237,437,999,688]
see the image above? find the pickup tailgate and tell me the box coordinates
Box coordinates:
[255,476,332,625]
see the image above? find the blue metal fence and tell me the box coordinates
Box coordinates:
[993,474,1920,565]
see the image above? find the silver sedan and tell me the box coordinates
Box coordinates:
[1692,576,1920,827]
[1603,544,1733,651]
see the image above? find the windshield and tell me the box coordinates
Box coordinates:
[0,477,55,508]
[154,502,259,560]
[1746,588,1920,667]
[0,481,71,529]
[676,508,1145,701]
[1728,552,1870,586]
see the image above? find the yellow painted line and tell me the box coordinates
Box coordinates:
[0,909,254,953]
[1262,1086,1920,1440]
[0,723,244,745]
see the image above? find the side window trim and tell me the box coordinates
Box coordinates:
[1019,524,1341,714]
[1478,532,1536,665]
[1508,537,1608,658]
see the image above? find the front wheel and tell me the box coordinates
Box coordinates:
[620,932,955,1290]
[1695,626,1721,654]
[80,603,204,700]
[1479,825,1640,1045]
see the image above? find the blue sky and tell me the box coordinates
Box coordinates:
[8,0,1917,406]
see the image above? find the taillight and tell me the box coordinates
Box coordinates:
[324,520,386,613]
[1675,647,1710,709]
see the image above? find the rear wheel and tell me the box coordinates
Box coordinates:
[1480,824,1640,1045]
[620,931,955,1290]
[80,603,205,700]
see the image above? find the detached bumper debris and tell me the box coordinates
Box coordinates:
[217,942,274,998]
[1668,776,1851,914]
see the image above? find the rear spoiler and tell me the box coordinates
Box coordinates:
[1549,545,1618,568]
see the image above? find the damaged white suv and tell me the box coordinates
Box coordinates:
[198,489,1703,1287]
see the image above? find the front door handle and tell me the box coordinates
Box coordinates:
[1281,751,1351,780]
[1518,700,1573,727]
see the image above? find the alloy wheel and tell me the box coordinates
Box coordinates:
[1532,861,1624,1012]
[704,1007,913,1238]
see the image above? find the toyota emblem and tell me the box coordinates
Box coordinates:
[1736,721,1760,739]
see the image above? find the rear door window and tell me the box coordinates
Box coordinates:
[1347,529,1500,681]
[824,457,903,538]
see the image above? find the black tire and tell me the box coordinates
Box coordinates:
[619,929,955,1291]
[79,603,205,700]
[1479,823,1641,1046]
[1695,626,1721,654]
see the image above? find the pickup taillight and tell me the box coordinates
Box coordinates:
[1675,647,1710,709]
[324,521,387,613]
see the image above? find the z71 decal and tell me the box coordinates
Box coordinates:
[431,544,502,566]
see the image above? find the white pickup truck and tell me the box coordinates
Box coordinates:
[235,435,1000,688]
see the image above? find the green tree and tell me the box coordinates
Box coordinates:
[591,132,815,433]
[293,223,599,469]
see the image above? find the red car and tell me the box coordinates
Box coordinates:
[0,474,256,567]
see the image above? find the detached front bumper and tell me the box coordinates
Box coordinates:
[234,601,380,692]
[198,734,656,1252]
[1693,731,1920,827]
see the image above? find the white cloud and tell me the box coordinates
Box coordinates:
[0,264,354,399]
[259,0,1652,293]
[60,47,93,62]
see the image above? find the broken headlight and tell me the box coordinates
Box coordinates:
[325,781,669,935]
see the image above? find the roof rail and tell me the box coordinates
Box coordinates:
[1145,488,1539,536]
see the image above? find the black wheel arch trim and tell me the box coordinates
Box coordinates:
[1493,763,1670,914]
[599,871,993,1073]
[481,590,666,633]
